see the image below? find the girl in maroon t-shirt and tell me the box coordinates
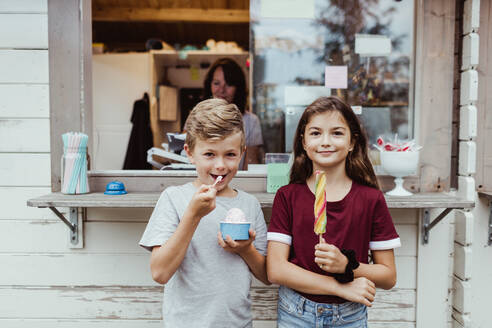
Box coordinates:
[267,96,400,327]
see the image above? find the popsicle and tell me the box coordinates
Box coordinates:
[314,171,327,243]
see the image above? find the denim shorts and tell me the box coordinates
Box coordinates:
[277,286,368,328]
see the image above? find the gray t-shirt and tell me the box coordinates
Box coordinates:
[139,182,267,328]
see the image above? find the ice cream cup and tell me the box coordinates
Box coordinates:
[220,222,251,240]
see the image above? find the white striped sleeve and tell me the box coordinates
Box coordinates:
[267,232,292,245]
[369,237,401,250]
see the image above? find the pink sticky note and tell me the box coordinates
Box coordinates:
[325,66,348,89]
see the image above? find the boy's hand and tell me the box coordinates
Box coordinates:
[337,277,376,307]
[314,237,348,274]
[217,229,256,255]
[186,184,217,221]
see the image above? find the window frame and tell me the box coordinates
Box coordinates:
[48,0,456,193]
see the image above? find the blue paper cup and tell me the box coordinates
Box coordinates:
[220,222,251,240]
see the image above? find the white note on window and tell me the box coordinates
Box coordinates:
[351,106,362,115]
[355,34,392,57]
[325,66,348,89]
[260,0,315,19]
[284,86,331,106]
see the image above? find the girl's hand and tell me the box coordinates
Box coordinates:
[338,277,376,307]
[187,184,217,221]
[217,229,256,255]
[314,238,348,274]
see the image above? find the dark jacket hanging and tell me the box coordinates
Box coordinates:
[123,93,154,169]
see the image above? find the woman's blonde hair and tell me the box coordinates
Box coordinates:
[184,98,245,151]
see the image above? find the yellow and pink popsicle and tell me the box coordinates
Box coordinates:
[314,171,327,242]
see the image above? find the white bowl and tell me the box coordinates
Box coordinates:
[380,151,419,196]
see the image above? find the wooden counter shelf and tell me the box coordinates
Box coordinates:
[28,191,474,247]
[28,191,474,209]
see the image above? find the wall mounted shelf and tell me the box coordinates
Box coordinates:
[28,191,474,246]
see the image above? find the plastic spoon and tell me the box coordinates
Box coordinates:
[212,175,223,188]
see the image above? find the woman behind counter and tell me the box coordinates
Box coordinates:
[203,58,264,166]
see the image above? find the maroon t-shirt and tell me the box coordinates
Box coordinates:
[268,182,400,304]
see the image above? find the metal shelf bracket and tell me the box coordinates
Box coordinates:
[422,208,453,244]
[48,207,79,245]
[488,202,492,246]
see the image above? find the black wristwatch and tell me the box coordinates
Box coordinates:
[333,249,360,283]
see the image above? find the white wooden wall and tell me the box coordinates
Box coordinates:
[0,1,466,327]
[461,0,492,327]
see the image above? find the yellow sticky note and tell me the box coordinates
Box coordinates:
[190,67,199,80]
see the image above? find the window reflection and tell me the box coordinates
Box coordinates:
[251,0,415,156]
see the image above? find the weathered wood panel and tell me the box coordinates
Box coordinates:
[395,224,417,257]
[0,84,49,118]
[369,323,414,328]
[89,175,268,193]
[417,207,454,327]
[85,207,418,225]
[0,187,53,220]
[389,208,419,225]
[0,286,415,322]
[27,191,475,209]
[0,318,415,328]
[0,154,50,186]
[0,220,417,258]
[0,253,416,289]
[416,0,456,192]
[0,254,155,286]
[0,119,50,152]
[0,14,47,48]
[0,0,46,13]
[476,0,492,191]
[0,320,163,328]
[394,256,416,289]
[0,321,407,328]
[48,0,93,191]
[87,207,154,222]
[453,243,472,280]
[0,221,146,254]
[0,50,48,83]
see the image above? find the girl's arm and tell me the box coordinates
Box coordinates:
[315,243,397,290]
[354,249,396,290]
[267,241,376,307]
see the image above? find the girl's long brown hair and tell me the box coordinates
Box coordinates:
[289,96,380,189]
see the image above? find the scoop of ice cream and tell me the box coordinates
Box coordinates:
[224,208,247,223]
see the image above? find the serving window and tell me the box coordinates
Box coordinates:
[48,0,456,193]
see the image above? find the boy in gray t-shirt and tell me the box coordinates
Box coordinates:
[139,99,269,328]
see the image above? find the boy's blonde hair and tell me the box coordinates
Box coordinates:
[184,98,245,151]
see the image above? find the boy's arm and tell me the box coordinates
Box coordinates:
[268,241,376,307]
[150,185,216,284]
[238,241,269,285]
[218,230,270,285]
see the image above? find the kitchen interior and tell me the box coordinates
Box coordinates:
[91,0,251,171]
